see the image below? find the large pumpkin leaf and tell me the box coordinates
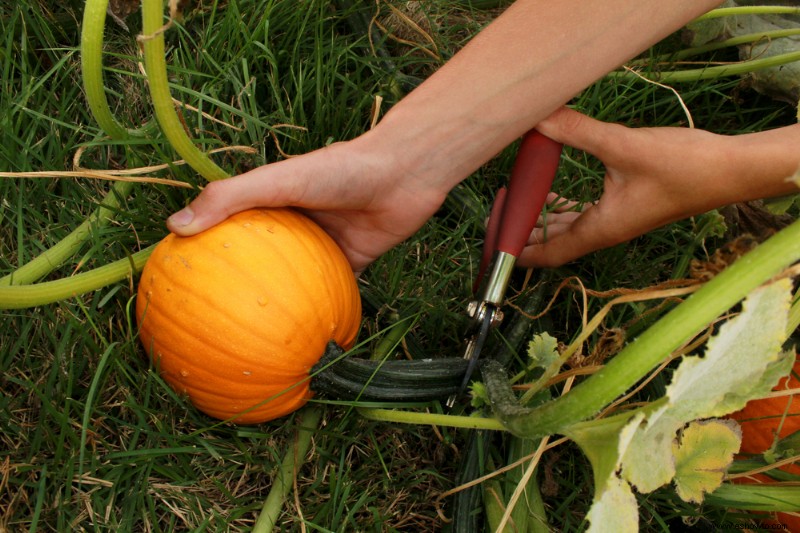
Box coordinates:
[622,278,793,492]
[572,279,793,531]
[685,0,800,104]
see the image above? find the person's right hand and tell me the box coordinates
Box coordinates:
[165,133,454,275]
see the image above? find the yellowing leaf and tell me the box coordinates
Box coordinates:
[660,279,792,422]
[673,419,742,504]
[622,279,793,494]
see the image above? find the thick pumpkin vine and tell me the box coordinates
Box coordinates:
[2,2,800,532]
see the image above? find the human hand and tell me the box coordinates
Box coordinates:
[163,0,729,275]
[519,107,742,268]
[166,132,452,275]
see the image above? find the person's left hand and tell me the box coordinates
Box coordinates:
[519,107,742,267]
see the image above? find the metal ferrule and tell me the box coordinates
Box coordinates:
[478,251,516,307]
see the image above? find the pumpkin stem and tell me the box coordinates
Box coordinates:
[311,341,471,402]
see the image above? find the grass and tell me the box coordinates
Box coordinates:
[1,1,798,531]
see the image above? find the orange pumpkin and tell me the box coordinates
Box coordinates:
[729,358,800,456]
[136,208,361,424]
[727,357,800,528]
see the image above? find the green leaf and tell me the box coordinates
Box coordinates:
[527,332,560,369]
[469,381,489,408]
[673,419,742,504]
[622,279,793,493]
[585,476,638,533]
[567,411,644,532]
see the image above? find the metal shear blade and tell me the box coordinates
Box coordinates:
[458,303,495,391]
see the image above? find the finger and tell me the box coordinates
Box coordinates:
[167,175,276,236]
[528,220,574,244]
[517,204,625,267]
[542,191,583,213]
[532,211,582,235]
[518,231,598,268]
[536,107,626,158]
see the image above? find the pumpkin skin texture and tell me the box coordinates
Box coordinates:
[729,358,800,456]
[727,357,800,529]
[136,208,361,424]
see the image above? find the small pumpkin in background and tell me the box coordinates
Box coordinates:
[727,356,800,528]
[729,358,800,457]
[136,208,361,424]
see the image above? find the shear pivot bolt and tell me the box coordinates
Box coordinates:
[491,309,504,326]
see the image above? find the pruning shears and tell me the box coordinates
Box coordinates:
[450,130,563,404]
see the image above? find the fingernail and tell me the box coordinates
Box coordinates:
[168,207,194,228]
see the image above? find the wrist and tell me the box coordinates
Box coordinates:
[359,105,493,196]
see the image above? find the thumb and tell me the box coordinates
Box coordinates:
[166,167,299,236]
[536,107,621,157]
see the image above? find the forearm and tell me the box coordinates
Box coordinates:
[720,123,800,205]
[364,0,722,191]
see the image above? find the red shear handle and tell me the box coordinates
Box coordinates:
[496,130,563,257]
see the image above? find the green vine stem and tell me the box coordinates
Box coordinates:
[358,407,506,431]
[2,0,233,307]
[610,49,800,84]
[140,0,229,181]
[621,6,800,77]
[10,0,146,291]
[81,0,150,140]
[695,6,800,21]
[638,28,800,65]
[0,180,134,287]
[0,246,153,309]
[615,5,800,81]
[500,218,800,439]
[253,406,323,533]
